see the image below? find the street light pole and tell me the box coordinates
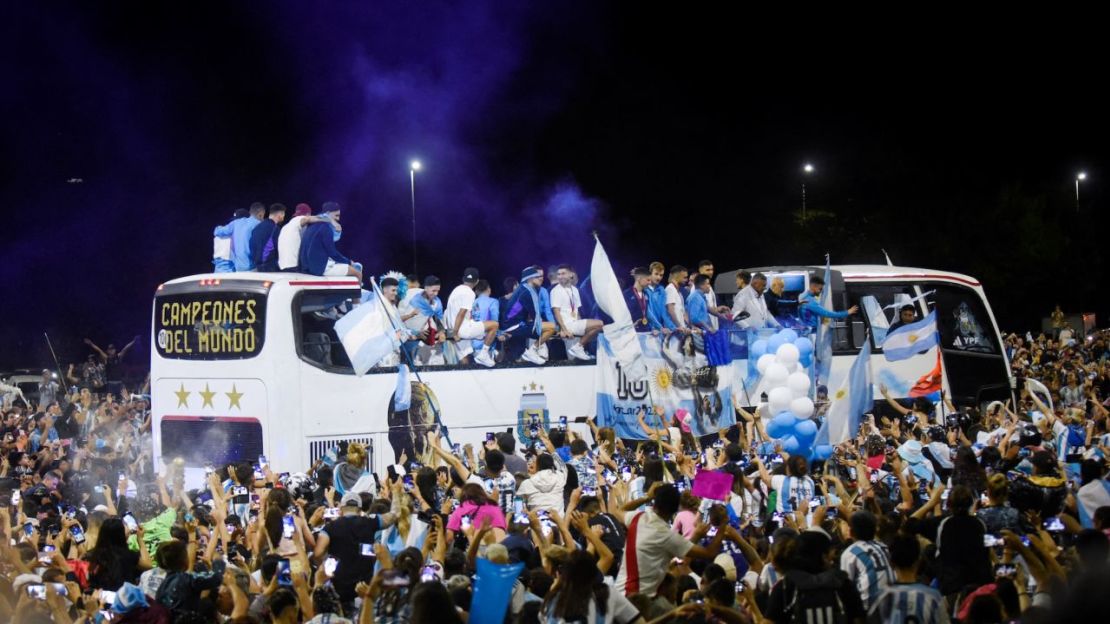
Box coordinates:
[1076,171,1087,212]
[410,160,421,274]
[801,163,814,221]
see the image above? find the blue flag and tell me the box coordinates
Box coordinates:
[470,559,525,624]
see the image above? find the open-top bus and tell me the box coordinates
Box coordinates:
[151,265,1012,481]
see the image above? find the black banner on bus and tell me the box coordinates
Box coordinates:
[155,292,266,360]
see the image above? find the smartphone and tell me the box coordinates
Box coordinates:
[402,475,414,491]
[420,564,439,582]
[10,490,20,506]
[620,466,632,482]
[735,579,747,593]
[1044,516,1065,532]
[513,497,525,515]
[485,432,495,443]
[118,471,127,482]
[810,496,824,508]
[122,513,139,533]
[258,455,269,469]
[360,543,374,557]
[460,515,472,531]
[603,469,618,485]
[26,584,46,600]
[452,443,461,455]
[282,515,295,539]
[559,416,568,429]
[100,589,117,605]
[983,534,1004,548]
[323,557,338,577]
[995,563,1017,578]
[324,507,340,520]
[277,559,292,586]
[23,522,34,537]
[582,486,596,497]
[529,424,539,436]
[70,524,86,544]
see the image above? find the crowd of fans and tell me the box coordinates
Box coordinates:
[3,318,1110,623]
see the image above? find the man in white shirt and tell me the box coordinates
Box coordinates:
[732,272,781,329]
[664,265,690,333]
[550,264,602,361]
[445,267,497,367]
[614,484,731,597]
[276,203,322,271]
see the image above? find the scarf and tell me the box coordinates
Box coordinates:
[524,283,543,335]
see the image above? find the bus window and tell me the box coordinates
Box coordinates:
[931,285,1000,355]
[843,283,919,352]
[295,290,360,373]
[154,291,266,360]
[161,417,263,467]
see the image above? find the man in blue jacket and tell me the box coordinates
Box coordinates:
[797,274,857,330]
[249,203,286,272]
[298,202,362,280]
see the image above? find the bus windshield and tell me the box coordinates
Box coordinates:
[154,289,267,360]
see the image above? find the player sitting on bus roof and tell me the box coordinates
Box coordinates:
[400,275,446,364]
[298,202,362,281]
[503,265,557,366]
[248,203,286,272]
[550,264,600,361]
[445,268,498,368]
[211,207,247,273]
[797,274,858,331]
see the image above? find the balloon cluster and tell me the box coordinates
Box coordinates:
[750,328,821,457]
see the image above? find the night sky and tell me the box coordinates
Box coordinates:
[2,4,1106,370]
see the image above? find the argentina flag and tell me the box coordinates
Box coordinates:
[336,290,402,376]
[881,310,938,361]
[590,235,647,381]
[814,255,834,384]
[819,338,873,445]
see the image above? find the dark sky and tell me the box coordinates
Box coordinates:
[2,4,1106,370]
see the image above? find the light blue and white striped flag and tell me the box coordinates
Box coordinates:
[815,255,834,385]
[394,363,411,411]
[818,338,872,445]
[590,235,647,381]
[881,310,938,361]
[336,290,402,376]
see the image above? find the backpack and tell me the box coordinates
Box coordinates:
[784,569,848,624]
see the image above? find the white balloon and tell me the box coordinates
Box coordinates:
[764,362,789,387]
[787,371,811,397]
[776,342,800,366]
[768,387,793,415]
[756,354,776,375]
[785,362,799,374]
[790,396,815,419]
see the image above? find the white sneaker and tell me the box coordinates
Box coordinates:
[536,342,549,359]
[521,346,546,365]
[567,343,594,361]
[474,349,496,368]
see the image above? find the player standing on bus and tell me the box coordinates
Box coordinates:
[797,274,858,331]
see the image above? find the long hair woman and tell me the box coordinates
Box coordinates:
[542,549,645,623]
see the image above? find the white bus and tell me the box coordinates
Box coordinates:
[151,265,1013,480]
[150,273,595,482]
[715,264,1014,410]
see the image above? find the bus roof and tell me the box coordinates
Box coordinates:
[714,264,982,295]
[159,272,361,292]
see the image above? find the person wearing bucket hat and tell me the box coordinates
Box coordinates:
[503,265,556,365]
[896,439,941,489]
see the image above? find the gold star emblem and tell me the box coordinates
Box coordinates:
[174,384,190,408]
[199,384,216,409]
[835,388,847,400]
[226,384,244,410]
[908,333,918,344]
[529,382,537,391]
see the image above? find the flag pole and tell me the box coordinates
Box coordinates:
[366,277,451,451]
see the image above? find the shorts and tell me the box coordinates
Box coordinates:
[563,318,588,336]
[456,319,487,341]
[323,259,350,276]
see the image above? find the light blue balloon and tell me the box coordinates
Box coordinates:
[750,339,768,359]
[793,419,818,445]
[779,328,799,344]
[767,332,786,354]
[782,435,802,454]
[813,444,834,461]
[794,337,814,356]
[768,411,797,438]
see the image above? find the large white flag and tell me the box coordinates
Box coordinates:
[590,235,647,381]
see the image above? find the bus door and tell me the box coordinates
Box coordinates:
[928,284,1011,407]
[291,287,376,466]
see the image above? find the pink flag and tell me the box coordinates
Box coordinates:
[691,469,734,502]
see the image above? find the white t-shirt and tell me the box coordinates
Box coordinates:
[277,215,309,270]
[614,509,694,596]
[549,284,581,321]
[664,283,687,328]
[445,285,477,334]
[543,589,642,624]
